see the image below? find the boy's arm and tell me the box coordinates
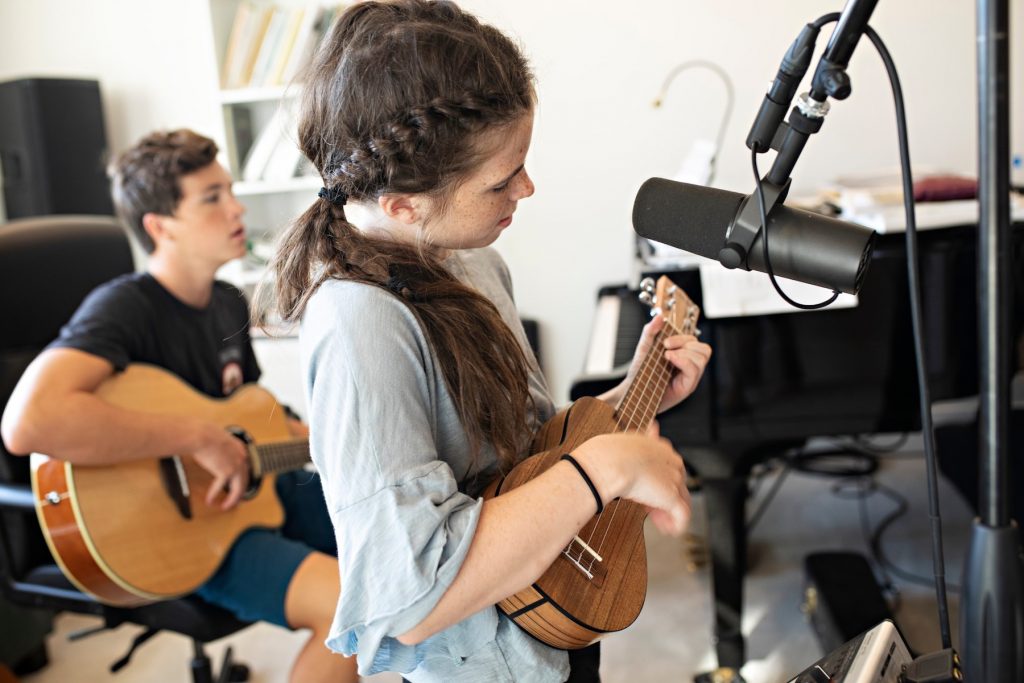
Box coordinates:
[1,347,250,509]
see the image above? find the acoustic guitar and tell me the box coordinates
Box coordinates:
[485,276,700,649]
[30,364,311,607]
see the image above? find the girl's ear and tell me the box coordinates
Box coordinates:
[378,194,427,226]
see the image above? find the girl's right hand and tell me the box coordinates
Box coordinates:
[572,432,691,536]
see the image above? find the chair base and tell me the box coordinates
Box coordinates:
[192,643,249,683]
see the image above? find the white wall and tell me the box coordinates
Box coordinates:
[1,0,1021,403]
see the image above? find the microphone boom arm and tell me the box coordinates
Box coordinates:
[721,0,880,273]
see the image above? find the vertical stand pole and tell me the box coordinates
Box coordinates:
[961,1,1024,680]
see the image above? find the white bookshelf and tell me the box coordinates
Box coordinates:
[205,0,344,295]
[218,84,292,104]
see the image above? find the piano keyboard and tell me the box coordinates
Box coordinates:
[583,288,648,374]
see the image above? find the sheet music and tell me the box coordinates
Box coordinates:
[697,257,858,318]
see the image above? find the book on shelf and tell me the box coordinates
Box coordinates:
[281,5,334,85]
[223,3,275,89]
[239,7,275,87]
[221,3,342,91]
[242,106,289,181]
[225,106,256,175]
[249,7,290,88]
[220,1,253,88]
[266,7,307,86]
[263,132,304,182]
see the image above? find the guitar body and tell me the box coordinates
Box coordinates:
[31,364,291,606]
[486,396,648,649]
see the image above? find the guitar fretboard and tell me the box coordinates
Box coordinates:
[613,325,678,431]
[256,440,310,474]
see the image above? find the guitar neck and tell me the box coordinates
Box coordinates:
[613,325,677,431]
[255,440,310,474]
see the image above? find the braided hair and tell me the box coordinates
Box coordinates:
[265,0,536,471]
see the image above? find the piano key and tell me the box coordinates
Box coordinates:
[584,293,620,374]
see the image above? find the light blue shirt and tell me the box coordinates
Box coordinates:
[301,248,569,682]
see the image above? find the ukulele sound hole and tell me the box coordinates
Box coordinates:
[562,535,607,587]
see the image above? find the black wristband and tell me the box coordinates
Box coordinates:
[560,453,604,514]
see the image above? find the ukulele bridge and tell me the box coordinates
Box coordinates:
[563,535,603,581]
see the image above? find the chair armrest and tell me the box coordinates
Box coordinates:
[0,481,35,512]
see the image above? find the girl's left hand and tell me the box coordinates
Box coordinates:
[623,314,712,414]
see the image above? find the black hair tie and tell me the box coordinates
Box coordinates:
[318,186,348,206]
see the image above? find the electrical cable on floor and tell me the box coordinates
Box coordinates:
[746,458,794,533]
[745,435,958,602]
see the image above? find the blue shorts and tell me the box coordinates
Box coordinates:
[196,470,336,628]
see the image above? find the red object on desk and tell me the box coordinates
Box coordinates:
[913,175,977,202]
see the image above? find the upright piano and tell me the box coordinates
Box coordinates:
[571,223,1024,676]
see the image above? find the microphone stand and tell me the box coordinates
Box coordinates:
[711,0,1024,679]
[960,0,1024,680]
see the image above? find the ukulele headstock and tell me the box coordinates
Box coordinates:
[638,276,700,336]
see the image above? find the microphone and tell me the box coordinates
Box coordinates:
[632,177,876,295]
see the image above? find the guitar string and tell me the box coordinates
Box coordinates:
[584,311,694,574]
[571,330,668,565]
[586,318,686,569]
[577,324,673,569]
[255,440,308,473]
[584,328,674,570]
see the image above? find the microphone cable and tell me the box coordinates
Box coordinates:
[751,144,841,309]
[861,21,953,651]
[751,13,954,649]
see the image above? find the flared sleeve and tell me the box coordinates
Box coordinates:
[302,282,498,675]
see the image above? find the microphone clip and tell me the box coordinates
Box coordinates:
[718,177,790,270]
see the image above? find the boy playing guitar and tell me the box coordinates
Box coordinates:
[0,129,357,683]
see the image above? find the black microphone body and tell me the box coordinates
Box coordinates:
[633,177,875,295]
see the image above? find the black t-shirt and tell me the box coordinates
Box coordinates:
[48,273,261,398]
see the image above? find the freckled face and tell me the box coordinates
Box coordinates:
[422,111,535,250]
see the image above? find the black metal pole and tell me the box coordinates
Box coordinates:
[960,1,1024,680]
[977,0,1011,533]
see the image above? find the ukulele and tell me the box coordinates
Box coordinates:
[30,364,310,607]
[485,276,700,649]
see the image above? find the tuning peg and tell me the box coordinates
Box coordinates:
[667,298,676,309]
[640,277,656,293]
[638,290,655,307]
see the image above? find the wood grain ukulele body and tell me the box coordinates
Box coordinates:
[30,364,310,607]
[485,276,700,650]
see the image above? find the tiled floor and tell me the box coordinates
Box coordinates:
[21,438,975,682]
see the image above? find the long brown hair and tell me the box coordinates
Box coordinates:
[265,0,536,470]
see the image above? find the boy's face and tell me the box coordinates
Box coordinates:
[155,161,247,268]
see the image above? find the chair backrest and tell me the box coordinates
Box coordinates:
[0,215,134,579]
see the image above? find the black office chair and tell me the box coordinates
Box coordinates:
[0,215,251,682]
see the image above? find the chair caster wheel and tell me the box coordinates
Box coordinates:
[225,662,249,682]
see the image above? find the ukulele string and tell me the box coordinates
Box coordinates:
[582,324,677,571]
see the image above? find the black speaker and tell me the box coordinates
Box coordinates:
[0,78,114,219]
